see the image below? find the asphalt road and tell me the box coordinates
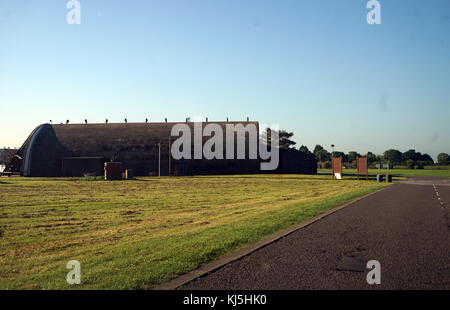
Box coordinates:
[181,176,450,290]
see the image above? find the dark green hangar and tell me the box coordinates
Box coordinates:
[7,121,317,177]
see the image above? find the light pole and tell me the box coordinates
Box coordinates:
[154,141,161,177]
[331,144,335,179]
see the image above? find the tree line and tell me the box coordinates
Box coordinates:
[261,129,449,168]
[0,148,19,165]
[300,145,449,168]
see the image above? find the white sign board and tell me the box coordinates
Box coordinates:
[334,173,342,180]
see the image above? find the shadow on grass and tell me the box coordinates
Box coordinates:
[194,175,325,181]
[318,172,375,179]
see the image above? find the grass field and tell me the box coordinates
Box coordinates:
[318,167,450,178]
[0,175,390,289]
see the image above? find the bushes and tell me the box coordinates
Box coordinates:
[406,160,415,169]
[415,162,424,169]
[405,160,426,170]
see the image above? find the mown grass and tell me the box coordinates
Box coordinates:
[0,175,389,289]
[319,167,450,178]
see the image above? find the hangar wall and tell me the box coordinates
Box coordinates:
[16,122,262,177]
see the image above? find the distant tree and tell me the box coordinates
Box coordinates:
[316,149,331,162]
[420,153,433,163]
[402,149,418,162]
[437,153,450,165]
[278,130,296,150]
[415,152,423,161]
[376,154,384,163]
[347,151,361,163]
[0,148,17,166]
[313,145,324,155]
[299,145,312,155]
[384,149,402,164]
[405,159,415,169]
[332,151,348,162]
[401,149,433,164]
[260,128,296,149]
[365,152,378,164]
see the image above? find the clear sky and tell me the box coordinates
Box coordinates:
[1,0,449,159]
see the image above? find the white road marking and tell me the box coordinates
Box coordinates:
[433,184,445,207]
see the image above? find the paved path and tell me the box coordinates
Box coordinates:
[398,175,450,187]
[181,176,450,290]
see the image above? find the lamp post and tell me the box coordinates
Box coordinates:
[331,144,335,180]
[154,141,161,177]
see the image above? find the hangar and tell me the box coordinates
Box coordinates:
[5,121,317,177]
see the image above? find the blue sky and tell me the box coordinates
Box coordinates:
[1,0,449,159]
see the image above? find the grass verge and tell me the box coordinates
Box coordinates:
[0,174,389,289]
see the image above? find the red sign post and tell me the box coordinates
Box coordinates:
[332,157,343,180]
[357,157,369,180]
